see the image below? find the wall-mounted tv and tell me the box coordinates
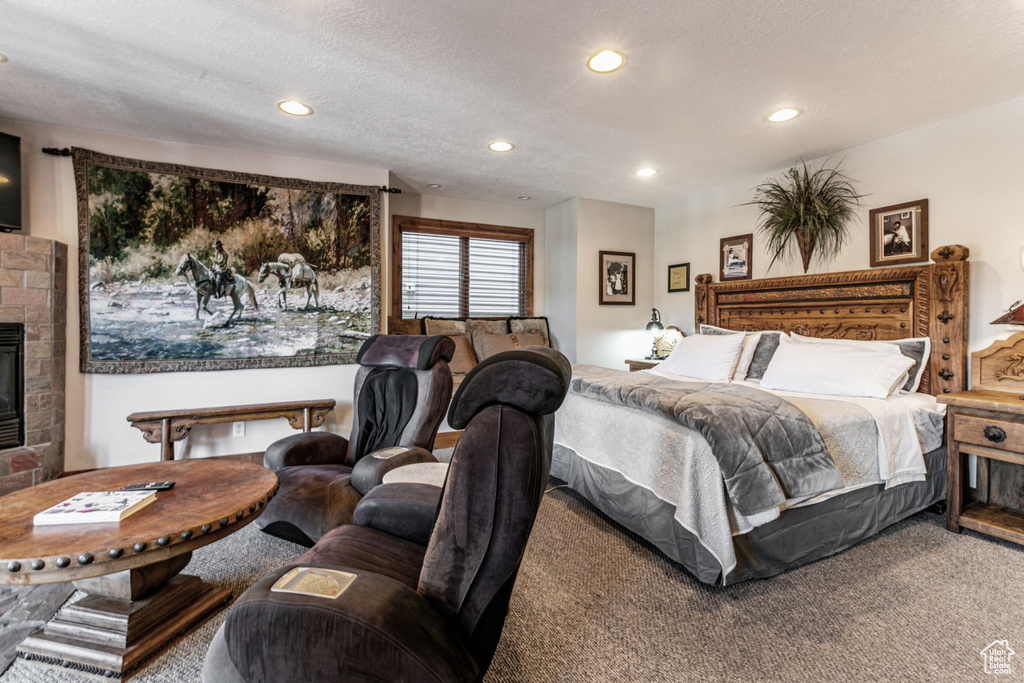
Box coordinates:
[0,132,22,232]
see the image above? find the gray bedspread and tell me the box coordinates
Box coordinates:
[570,366,843,515]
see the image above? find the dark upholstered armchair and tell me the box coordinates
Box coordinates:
[256,334,456,546]
[203,346,571,683]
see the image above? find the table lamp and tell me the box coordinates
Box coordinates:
[645,308,664,359]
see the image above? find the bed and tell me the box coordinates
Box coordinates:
[552,245,969,585]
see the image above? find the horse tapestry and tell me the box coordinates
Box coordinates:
[73,148,381,373]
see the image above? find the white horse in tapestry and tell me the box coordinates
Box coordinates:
[175,253,259,323]
[258,261,320,310]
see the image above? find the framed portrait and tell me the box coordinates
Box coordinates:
[73,148,382,374]
[599,250,635,305]
[720,234,752,281]
[668,262,690,292]
[869,199,929,267]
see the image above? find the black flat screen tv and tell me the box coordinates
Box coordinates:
[0,132,22,232]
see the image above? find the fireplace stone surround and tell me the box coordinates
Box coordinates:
[0,233,66,495]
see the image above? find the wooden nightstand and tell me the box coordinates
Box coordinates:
[625,358,661,372]
[939,390,1024,544]
[939,331,1024,546]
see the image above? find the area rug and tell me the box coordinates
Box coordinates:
[2,485,1023,682]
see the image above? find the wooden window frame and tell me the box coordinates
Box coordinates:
[391,215,534,320]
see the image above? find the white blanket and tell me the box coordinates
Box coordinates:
[553,370,946,578]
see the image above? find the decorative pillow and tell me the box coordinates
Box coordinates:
[423,317,469,336]
[509,317,551,347]
[387,315,423,335]
[445,334,478,375]
[466,319,510,359]
[733,332,763,381]
[790,333,931,393]
[760,335,915,398]
[656,332,746,382]
[473,332,545,360]
[699,325,782,381]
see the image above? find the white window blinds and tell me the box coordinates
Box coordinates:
[398,225,530,319]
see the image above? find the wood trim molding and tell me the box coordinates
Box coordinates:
[694,245,969,396]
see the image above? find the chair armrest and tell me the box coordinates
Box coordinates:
[263,432,349,471]
[223,564,479,683]
[350,445,437,495]
[353,483,442,546]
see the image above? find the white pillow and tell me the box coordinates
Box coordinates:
[790,333,931,393]
[760,335,915,398]
[733,332,763,381]
[656,332,746,382]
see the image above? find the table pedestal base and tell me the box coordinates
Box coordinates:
[16,554,230,678]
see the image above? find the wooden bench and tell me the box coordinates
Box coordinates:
[127,399,336,461]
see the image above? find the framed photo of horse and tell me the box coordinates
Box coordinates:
[72,148,382,374]
[869,198,929,267]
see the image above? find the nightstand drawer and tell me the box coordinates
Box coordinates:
[954,413,1024,454]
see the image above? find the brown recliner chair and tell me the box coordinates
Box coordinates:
[256,334,456,547]
[203,346,571,683]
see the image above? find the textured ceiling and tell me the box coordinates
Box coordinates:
[3,0,1024,208]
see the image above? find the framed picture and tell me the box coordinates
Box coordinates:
[720,234,752,281]
[73,148,382,374]
[668,262,690,292]
[599,250,635,305]
[869,199,929,267]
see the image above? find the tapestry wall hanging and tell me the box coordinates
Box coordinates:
[73,148,381,373]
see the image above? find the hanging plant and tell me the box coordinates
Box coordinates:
[747,159,864,273]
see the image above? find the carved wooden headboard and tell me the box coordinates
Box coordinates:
[694,245,969,396]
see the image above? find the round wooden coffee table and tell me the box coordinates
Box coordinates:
[0,459,278,677]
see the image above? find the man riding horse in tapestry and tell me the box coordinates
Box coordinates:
[212,240,232,298]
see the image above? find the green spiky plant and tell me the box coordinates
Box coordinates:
[747,160,864,273]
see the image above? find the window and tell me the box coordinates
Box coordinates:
[392,216,533,319]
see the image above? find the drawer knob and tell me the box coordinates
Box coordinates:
[984,425,1007,443]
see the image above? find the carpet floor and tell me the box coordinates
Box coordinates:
[2,484,1022,682]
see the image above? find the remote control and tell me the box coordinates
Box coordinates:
[121,481,175,491]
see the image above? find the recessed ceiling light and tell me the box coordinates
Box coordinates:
[0,53,8,64]
[488,140,514,152]
[768,108,800,123]
[277,99,313,116]
[427,183,441,188]
[588,49,626,73]
[518,196,531,201]
[636,168,657,177]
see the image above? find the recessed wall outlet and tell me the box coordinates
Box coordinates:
[232,422,245,438]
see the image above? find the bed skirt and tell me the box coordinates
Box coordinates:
[551,444,946,586]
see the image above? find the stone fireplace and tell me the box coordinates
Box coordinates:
[0,233,66,495]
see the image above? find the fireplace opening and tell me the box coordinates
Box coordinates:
[0,323,24,449]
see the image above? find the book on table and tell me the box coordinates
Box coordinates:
[32,490,158,526]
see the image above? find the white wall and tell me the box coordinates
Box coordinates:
[653,96,1024,358]
[544,198,579,360]
[545,198,655,368]
[0,118,389,470]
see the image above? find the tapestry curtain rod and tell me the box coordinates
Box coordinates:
[39,147,400,193]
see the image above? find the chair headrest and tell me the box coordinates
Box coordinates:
[356,335,455,370]
[447,346,571,430]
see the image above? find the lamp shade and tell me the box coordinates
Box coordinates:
[992,301,1024,325]
[645,308,664,334]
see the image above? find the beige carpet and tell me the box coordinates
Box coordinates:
[3,486,1023,682]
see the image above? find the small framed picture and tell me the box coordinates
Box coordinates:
[720,234,752,281]
[869,199,929,267]
[599,250,635,305]
[668,262,690,292]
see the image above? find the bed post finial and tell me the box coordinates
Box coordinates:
[931,244,969,262]
[695,273,714,329]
